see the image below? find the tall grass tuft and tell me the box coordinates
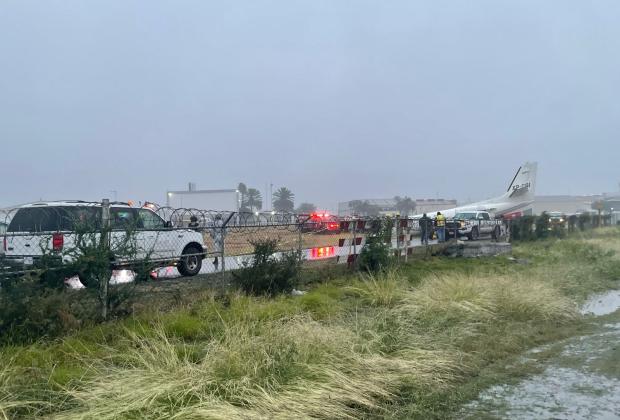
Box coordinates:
[0,355,50,419]
[54,310,462,419]
[408,273,577,326]
[346,269,409,307]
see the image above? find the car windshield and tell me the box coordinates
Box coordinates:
[454,212,477,220]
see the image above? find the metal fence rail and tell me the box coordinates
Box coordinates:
[0,200,532,286]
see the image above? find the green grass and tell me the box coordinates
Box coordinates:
[1,229,620,419]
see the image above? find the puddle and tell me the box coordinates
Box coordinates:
[462,291,620,419]
[464,365,620,419]
[580,290,620,316]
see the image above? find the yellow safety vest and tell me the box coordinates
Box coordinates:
[436,215,446,227]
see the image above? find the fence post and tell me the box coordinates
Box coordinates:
[297,216,303,262]
[404,218,409,263]
[398,218,402,263]
[352,219,358,267]
[100,199,111,320]
[220,227,226,277]
[220,212,235,277]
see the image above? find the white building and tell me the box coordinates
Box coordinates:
[166,183,240,211]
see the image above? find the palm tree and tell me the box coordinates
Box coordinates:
[237,182,248,211]
[394,196,416,216]
[272,187,295,212]
[246,188,263,212]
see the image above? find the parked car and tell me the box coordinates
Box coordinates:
[2,201,207,276]
[445,211,502,240]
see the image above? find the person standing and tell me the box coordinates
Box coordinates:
[435,211,446,243]
[188,215,200,230]
[419,213,431,245]
[209,213,227,270]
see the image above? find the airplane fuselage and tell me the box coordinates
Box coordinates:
[413,162,538,220]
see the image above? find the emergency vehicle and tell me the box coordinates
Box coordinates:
[301,212,341,234]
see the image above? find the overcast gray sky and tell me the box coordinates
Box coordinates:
[1,0,619,210]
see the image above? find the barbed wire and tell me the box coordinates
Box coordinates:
[0,202,445,284]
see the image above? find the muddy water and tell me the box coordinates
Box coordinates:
[462,290,620,419]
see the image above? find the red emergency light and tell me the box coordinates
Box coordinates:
[326,222,339,231]
[310,246,335,259]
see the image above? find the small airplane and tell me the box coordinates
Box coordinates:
[414,161,538,219]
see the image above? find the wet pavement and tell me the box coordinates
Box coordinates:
[462,290,620,420]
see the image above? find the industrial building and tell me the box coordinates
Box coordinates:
[528,193,619,215]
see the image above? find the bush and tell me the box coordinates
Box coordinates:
[358,218,393,273]
[0,273,97,344]
[0,224,152,344]
[578,213,591,230]
[358,238,391,273]
[535,212,550,239]
[232,239,302,296]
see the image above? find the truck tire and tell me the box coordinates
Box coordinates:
[468,227,479,241]
[178,245,203,277]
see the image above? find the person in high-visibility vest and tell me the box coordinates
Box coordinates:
[435,212,446,243]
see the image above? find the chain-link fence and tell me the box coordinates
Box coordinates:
[0,200,520,286]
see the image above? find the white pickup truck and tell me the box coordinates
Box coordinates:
[2,201,207,276]
[445,211,503,241]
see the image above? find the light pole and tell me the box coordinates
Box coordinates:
[270,183,274,211]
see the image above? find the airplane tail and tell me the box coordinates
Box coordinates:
[501,162,537,202]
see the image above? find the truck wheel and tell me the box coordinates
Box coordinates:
[468,227,479,241]
[178,245,203,277]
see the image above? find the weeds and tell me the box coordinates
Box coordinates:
[347,269,408,307]
[1,230,619,418]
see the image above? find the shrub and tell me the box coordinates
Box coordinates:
[510,215,543,242]
[0,222,152,344]
[535,212,550,239]
[358,239,391,273]
[578,213,591,230]
[0,273,96,344]
[358,218,393,273]
[232,239,302,296]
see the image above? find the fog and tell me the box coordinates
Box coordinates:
[1,0,619,210]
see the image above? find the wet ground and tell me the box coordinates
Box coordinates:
[462,290,620,420]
